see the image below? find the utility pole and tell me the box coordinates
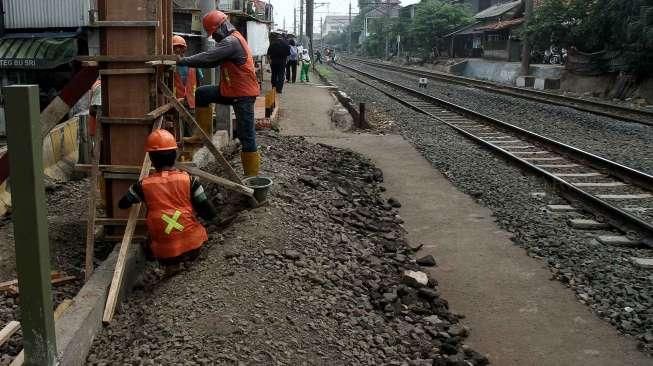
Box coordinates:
[520,0,533,75]
[320,16,323,50]
[306,0,314,67]
[348,1,352,54]
[294,7,297,34]
[300,0,304,42]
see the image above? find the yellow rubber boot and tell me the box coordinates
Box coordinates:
[241,151,260,177]
[184,106,213,144]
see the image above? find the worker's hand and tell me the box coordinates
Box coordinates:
[175,54,183,64]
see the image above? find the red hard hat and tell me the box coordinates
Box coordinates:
[145,129,177,152]
[172,35,187,49]
[203,10,228,36]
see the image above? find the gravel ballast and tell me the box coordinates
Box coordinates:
[346,61,653,175]
[86,132,488,365]
[326,65,653,355]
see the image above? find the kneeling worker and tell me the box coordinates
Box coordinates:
[119,129,216,274]
[176,10,261,177]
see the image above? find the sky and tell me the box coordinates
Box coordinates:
[269,0,421,33]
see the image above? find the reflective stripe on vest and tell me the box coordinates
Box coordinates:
[220,31,260,98]
[174,68,197,109]
[141,170,208,259]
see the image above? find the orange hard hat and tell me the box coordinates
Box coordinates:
[203,10,228,36]
[172,35,187,49]
[145,129,177,152]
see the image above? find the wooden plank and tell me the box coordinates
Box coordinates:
[76,164,150,174]
[0,321,20,346]
[103,117,163,324]
[90,20,159,27]
[85,114,101,282]
[76,55,177,62]
[146,102,174,119]
[146,60,176,66]
[99,68,155,75]
[99,117,154,125]
[94,218,147,226]
[177,165,255,198]
[159,82,242,184]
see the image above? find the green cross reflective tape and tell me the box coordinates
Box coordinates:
[161,210,185,235]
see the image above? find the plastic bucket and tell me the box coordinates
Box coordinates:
[243,176,273,203]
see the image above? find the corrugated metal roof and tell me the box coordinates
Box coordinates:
[4,0,91,29]
[476,17,524,31]
[474,0,522,20]
[173,0,199,9]
[0,36,78,69]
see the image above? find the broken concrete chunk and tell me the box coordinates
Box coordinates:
[402,270,428,288]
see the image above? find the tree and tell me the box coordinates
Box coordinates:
[409,0,473,57]
[522,0,653,75]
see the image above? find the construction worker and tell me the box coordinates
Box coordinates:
[172,35,203,111]
[118,129,216,275]
[176,10,261,177]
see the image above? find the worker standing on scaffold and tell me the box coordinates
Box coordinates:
[118,129,216,276]
[176,10,261,177]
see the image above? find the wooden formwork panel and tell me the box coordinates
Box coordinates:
[98,0,172,219]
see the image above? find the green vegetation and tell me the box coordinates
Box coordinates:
[522,0,653,74]
[323,0,473,59]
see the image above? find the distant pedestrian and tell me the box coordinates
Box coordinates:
[286,39,299,83]
[266,32,290,93]
[315,50,323,64]
[300,49,311,83]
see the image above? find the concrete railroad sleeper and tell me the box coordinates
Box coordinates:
[342,57,653,127]
[333,62,653,246]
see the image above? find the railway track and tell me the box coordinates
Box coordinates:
[333,62,653,246]
[343,57,653,126]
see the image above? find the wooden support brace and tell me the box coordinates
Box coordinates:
[89,20,160,27]
[159,82,242,184]
[176,165,255,198]
[85,114,101,282]
[99,68,156,75]
[102,117,163,324]
[98,117,155,125]
[76,55,177,63]
[146,102,175,119]
[0,321,20,346]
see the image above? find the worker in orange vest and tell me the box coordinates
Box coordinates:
[172,35,203,111]
[118,129,216,275]
[177,10,261,177]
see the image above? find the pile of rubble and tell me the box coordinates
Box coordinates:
[87,132,488,365]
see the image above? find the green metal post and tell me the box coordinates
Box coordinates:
[4,85,57,366]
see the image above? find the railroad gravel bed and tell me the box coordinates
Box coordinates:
[348,62,653,176]
[86,132,489,365]
[326,67,653,355]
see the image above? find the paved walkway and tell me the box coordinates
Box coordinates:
[278,80,651,366]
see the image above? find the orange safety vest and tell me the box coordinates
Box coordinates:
[174,67,197,109]
[141,170,208,259]
[88,79,101,136]
[220,31,260,98]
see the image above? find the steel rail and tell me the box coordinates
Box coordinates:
[333,62,653,244]
[343,57,653,127]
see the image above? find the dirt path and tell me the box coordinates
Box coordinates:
[276,80,651,365]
